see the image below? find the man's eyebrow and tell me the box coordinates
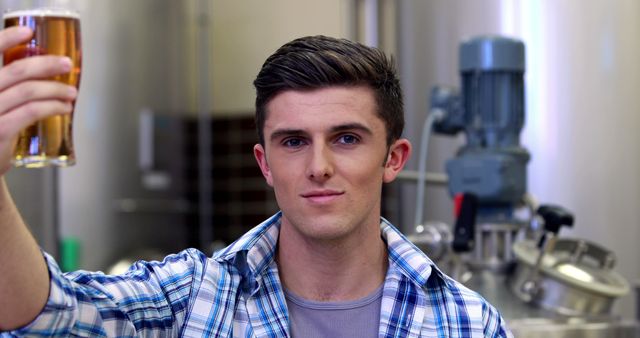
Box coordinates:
[269,129,307,142]
[268,123,374,142]
[330,123,373,135]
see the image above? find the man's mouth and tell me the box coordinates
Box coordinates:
[300,190,345,203]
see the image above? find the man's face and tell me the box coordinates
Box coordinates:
[254,85,410,242]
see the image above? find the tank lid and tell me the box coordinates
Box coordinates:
[460,35,525,72]
[513,239,630,297]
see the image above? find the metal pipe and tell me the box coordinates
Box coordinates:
[395,170,448,185]
[47,167,60,259]
[412,108,446,228]
[363,0,378,47]
[196,0,213,252]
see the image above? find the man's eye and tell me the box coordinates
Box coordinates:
[337,134,359,145]
[283,138,305,148]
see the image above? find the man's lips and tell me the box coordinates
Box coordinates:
[300,190,345,203]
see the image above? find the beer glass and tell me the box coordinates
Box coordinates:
[3,7,81,167]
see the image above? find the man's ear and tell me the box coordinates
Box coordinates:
[254,144,274,187]
[383,138,411,183]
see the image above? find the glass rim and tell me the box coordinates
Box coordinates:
[3,7,80,20]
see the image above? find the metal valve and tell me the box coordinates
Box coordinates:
[520,204,575,300]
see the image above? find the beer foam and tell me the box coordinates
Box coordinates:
[3,8,80,20]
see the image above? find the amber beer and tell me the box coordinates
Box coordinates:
[3,9,81,167]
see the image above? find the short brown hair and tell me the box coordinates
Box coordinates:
[253,35,404,146]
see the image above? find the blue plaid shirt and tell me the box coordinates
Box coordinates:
[5,212,512,337]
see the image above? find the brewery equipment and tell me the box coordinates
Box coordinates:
[404,35,639,337]
[429,36,531,272]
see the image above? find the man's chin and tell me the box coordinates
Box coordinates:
[282,214,352,241]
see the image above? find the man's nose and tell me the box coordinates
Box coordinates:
[306,143,334,180]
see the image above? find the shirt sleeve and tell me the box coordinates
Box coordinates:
[4,248,208,337]
[482,301,514,338]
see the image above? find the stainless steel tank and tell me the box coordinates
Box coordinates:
[467,270,639,337]
[396,1,640,335]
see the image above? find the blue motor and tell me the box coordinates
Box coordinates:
[432,36,530,206]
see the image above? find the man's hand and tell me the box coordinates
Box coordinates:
[0,26,78,175]
[0,26,78,331]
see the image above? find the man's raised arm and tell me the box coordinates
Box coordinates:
[0,26,78,330]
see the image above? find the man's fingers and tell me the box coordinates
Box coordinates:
[0,56,73,92]
[0,101,73,142]
[0,26,73,93]
[0,26,32,52]
[0,81,77,116]
[0,27,75,174]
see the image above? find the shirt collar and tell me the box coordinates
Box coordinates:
[379,217,440,287]
[213,212,441,289]
[213,211,282,279]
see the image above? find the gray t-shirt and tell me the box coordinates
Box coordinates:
[284,286,383,338]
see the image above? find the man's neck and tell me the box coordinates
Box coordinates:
[276,218,388,302]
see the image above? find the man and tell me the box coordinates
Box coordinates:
[0,28,512,337]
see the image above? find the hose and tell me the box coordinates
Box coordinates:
[413,108,446,228]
